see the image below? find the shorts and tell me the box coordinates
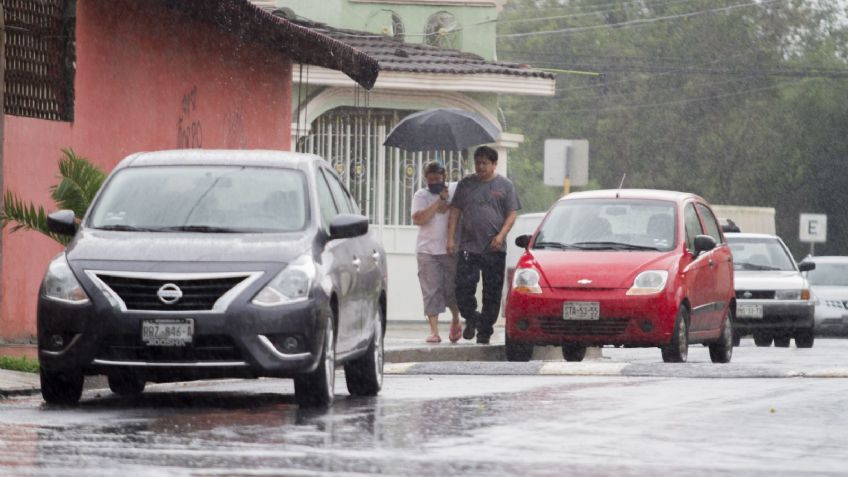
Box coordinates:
[417,253,458,317]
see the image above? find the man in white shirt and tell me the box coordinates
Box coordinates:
[411,161,462,343]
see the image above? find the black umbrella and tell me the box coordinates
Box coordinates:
[383,108,499,152]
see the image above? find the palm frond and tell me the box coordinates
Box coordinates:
[0,191,69,245]
[50,148,106,218]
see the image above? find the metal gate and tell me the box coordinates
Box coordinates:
[297,107,470,226]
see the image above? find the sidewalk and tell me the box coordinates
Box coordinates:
[0,320,579,397]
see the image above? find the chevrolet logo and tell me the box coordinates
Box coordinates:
[577,279,592,285]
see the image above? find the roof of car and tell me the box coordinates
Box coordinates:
[116,150,323,170]
[724,232,781,240]
[561,189,704,203]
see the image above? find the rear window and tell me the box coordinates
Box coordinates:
[88,166,308,232]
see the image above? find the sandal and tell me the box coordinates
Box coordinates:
[448,320,462,343]
[426,333,442,344]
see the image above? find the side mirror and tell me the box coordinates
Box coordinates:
[515,234,531,248]
[693,234,716,255]
[798,261,816,272]
[329,214,369,240]
[47,210,77,236]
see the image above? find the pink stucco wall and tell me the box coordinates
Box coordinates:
[1,0,293,340]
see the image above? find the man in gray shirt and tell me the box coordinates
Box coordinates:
[447,146,521,344]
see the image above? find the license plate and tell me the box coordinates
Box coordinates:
[142,319,194,346]
[737,304,763,319]
[563,301,600,321]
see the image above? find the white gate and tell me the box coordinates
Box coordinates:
[297,107,470,226]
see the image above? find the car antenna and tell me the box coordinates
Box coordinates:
[616,174,626,198]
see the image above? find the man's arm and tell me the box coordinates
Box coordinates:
[490,210,518,251]
[447,206,461,255]
[412,193,447,225]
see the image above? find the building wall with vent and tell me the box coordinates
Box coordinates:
[1,0,294,341]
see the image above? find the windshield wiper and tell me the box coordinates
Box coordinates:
[571,241,661,251]
[94,224,158,232]
[156,225,243,233]
[736,261,781,271]
[533,241,580,250]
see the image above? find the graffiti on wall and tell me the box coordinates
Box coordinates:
[177,86,202,148]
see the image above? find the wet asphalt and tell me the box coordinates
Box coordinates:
[1,340,847,476]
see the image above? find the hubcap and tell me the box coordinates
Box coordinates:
[374,314,384,388]
[324,319,335,397]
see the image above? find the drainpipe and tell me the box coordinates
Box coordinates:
[0,5,6,340]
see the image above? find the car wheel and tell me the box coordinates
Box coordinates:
[504,332,533,362]
[661,307,689,363]
[561,343,587,362]
[753,332,773,347]
[108,371,146,396]
[795,328,815,348]
[732,330,742,347]
[295,315,336,407]
[345,305,384,397]
[40,369,83,405]
[773,335,791,348]
[709,309,733,363]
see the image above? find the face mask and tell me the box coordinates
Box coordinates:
[428,182,446,194]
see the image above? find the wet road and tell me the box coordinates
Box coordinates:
[1,340,847,476]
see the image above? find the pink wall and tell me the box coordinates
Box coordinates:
[1,0,294,341]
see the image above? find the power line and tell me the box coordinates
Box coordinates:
[497,0,784,38]
[492,0,704,25]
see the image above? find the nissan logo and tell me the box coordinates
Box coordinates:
[743,291,753,299]
[157,283,183,304]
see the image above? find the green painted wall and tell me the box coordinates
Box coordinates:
[275,0,497,59]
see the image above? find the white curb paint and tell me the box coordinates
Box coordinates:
[538,362,628,376]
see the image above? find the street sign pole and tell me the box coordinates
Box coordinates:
[799,213,827,257]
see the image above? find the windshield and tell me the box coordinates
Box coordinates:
[806,263,848,286]
[88,166,308,232]
[533,199,676,252]
[726,237,796,271]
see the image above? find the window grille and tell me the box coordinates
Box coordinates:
[3,0,75,121]
[298,107,471,226]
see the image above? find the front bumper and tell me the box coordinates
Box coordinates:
[734,299,814,332]
[37,292,331,382]
[814,305,848,335]
[505,287,678,347]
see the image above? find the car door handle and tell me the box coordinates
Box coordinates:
[352,257,361,270]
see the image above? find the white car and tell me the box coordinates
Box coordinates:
[805,256,848,335]
[725,233,816,348]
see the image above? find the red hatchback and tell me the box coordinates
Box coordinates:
[505,189,735,363]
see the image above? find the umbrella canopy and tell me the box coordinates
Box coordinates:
[383,108,499,152]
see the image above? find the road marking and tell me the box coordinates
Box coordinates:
[539,362,628,376]
[385,363,417,374]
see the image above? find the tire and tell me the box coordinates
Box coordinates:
[753,332,773,347]
[709,310,733,363]
[773,335,791,348]
[661,307,689,363]
[732,331,742,347]
[295,315,336,407]
[345,305,384,397]
[795,328,815,348]
[108,371,146,396]
[40,369,83,405]
[561,343,587,362]
[504,332,533,362]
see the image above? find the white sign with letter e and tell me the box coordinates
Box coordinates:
[799,214,827,243]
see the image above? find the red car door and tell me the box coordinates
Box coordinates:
[681,202,714,333]
[696,202,734,333]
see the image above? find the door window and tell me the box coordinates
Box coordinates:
[315,169,340,232]
[696,204,723,244]
[683,203,702,253]
[323,169,356,215]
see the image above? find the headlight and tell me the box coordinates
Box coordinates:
[41,254,89,304]
[626,270,669,296]
[775,289,810,300]
[513,268,542,294]
[252,255,316,306]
